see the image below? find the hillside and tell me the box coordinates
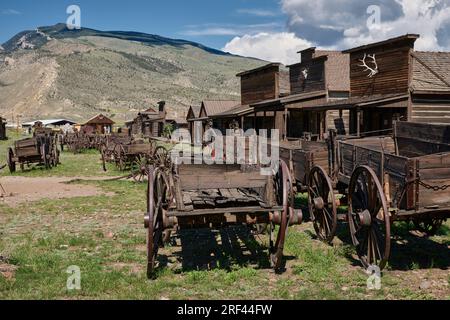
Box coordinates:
[0,24,265,123]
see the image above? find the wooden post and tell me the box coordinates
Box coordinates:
[356,108,361,137]
[284,107,288,141]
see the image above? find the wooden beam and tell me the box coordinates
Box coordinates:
[167,206,284,217]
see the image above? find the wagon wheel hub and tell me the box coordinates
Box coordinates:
[357,209,372,227]
[313,197,325,211]
[144,215,150,229]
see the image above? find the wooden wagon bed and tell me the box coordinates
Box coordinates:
[279,139,329,188]
[337,122,450,217]
[144,158,301,278]
[169,164,278,217]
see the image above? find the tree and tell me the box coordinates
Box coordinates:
[163,123,174,138]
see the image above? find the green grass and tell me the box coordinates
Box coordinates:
[0,129,449,300]
[0,129,122,178]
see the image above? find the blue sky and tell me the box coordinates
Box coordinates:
[1,0,450,64]
[0,0,283,49]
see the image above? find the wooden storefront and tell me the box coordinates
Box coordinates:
[230,49,350,140]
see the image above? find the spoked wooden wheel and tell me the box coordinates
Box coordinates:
[270,160,294,272]
[153,146,171,169]
[7,148,16,173]
[348,166,390,270]
[413,218,445,237]
[131,156,148,183]
[145,167,170,278]
[308,165,337,244]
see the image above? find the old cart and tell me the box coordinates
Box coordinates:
[101,137,166,183]
[7,128,60,173]
[307,121,450,270]
[144,145,302,277]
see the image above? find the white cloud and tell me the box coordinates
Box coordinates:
[236,8,279,17]
[223,32,313,64]
[2,9,21,15]
[281,0,450,51]
[338,0,450,51]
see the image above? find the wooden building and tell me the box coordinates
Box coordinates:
[81,114,115,134]
[126,101,167,137]
[210,63,291,135]
[213,53,350,140]
[0,117,7,140]
[314,34,450,135]
[186,105,202,143]
[195,100,239,138]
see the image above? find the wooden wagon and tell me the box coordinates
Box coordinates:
[144,147,302,278]
[279,138,331,191]
[7,129,60,173]
[100,134,133,167]
[100,137,166,182]
[307,122,450,270]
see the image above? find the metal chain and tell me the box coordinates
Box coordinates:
[418,180,450,192]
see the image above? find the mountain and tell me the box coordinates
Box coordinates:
[0,24,265,123]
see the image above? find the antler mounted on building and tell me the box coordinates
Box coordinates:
[359,53,379,78]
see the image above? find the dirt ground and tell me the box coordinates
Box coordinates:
[0,176,115,207]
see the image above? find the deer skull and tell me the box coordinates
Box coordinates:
[358,53,379,78]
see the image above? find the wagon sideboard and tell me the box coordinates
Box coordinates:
[337,124,450,215]
[14,138,42,159]
[279,140,329,187]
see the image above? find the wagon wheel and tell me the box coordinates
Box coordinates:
[153,146,171,170]
[131,156,148,183]
[413,218,445,237]
[348,166,390,270]
[7,148,16,173]
[308,165,337,244]
[270,160,294,272]
[145,167,169,278]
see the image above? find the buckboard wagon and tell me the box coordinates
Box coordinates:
[303,121,450,270]
[144,151,302,277]
[7,129,60,173]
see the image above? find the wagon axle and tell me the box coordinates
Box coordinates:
[144,209,303,230]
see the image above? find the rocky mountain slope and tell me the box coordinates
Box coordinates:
[0,24,264,123]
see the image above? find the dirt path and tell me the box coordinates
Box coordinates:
[0,176,115,207]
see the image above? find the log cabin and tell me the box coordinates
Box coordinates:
[126,101,167,137]
[314,34,450,135]
[0,117,7,140]
[81,114,115,134]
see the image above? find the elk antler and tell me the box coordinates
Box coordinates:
[358,53,379,78]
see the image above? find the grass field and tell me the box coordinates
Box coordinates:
[0,130,449,300]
